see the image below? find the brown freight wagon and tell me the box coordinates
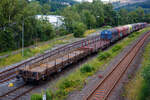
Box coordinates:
[17,35,110,82]
[18,48,91,82]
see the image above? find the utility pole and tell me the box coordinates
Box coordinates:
[22,18,24,57]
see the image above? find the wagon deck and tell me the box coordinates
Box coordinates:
[20,48,87,73]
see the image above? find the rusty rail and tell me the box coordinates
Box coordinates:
[85,31,150,100]
[0,84,36,100]
[0,35,100,83]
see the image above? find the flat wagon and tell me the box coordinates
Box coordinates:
[17,23,147,82]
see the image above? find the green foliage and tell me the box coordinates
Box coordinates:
[55,89,67,98]
[46,90,53,100]
[0,0,149,53]
[0,0,54,53]
[81,10,96,29]
[59,79,74,89]
[36,0,78,11]
[129,34,135,38]
[24,48,33,57]
[61,0,149,33]
[73,22,87,37]
[115,0,150,14]
[118,9,129,25]
[32,27,150,100]
[42,3,51,14]
[58,28,68,36]
[98,52,111,61]
[112,45,122,52]
[142,64,150,83]
[0,28,16,52]
[138,81,150,100]
[138,39,150,100]
[31,94,42,100]
[80,64,95,73]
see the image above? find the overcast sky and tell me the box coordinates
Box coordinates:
[75,0,109,2]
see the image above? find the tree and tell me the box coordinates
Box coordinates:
[73,22,87,37]
[136,7,145,22]
[61,7,81,33]
[128,11,138,23]
[42,4,51,14]
[103,3,116,26]
[81,10,96,29]
[119,9,129,25]
[144,14,150,23]
[0,0,54,52]
[91,0,105,27]
[0,29,16,52]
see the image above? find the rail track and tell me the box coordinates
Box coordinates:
[85,31,150,100]
[0,37,92,84]
[0,83,36,100]
[0,25,148,99]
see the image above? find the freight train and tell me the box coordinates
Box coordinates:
[17,23,147,82]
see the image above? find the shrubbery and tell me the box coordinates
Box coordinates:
[112,45,122,52]
[58,28,68,36]
[31,94,42,100]
[46,90,53,100]
[142,64,150,83]
[97,52,111,61]
[140,59,150,99]
[54,89,67,98]
[59,79,74,89]
[129,34,135,38]
[73,22,87,37]
[138,81,150,100]
[80,64,95,73]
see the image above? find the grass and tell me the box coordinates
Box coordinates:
[0,26,112,68]
[31,27,150,100]
[83,26,112,37]
[124,39,150,100]
[0,34,74,68]
[84,29,97,37]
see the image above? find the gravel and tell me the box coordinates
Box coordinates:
[66,32,149,100]
[1,32,148,100]
[108,36,150,100]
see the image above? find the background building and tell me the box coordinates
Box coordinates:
[36,15,64,27]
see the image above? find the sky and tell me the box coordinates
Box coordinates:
[75,0,109,2]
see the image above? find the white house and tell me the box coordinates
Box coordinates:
[36,15,64,27]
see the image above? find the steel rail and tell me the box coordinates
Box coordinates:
[0,35,100,83]
[0,84,26,98]
[85,31,150,100]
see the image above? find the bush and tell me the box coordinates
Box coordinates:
[46,90,53,100]
[59,79,74,89]
[129,34,135,38]
[97,52,111,61]
[112,45,122,52]
[73,22,87,37]
[140,64,150,100]
[55,89,67,97]
[80,64,95,73]
[142,64,150,83]
[31,94,42,100]
[139,81,150,100]
[24,48,32,57]
[102,25,112,29]
[58,28,68,36]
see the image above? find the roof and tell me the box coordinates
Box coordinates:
[36,15,64,27]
